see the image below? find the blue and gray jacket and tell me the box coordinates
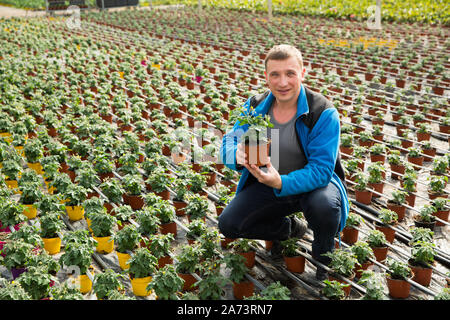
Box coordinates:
[220,84,349,232]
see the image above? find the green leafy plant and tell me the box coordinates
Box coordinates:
[195,259,229,300]
[1,240,34,270]
[415,205,437,223]
[148,233,174,259]
[246,281,291,300]
[223,252,249,284]
[127,247,158,279]
[378,209,398,225]
[185,194,210,220]
[122,173,144,196]
[59,241,94,275]
[100,178,124,204]
[350,241,375,264]
[89,211,117,237]
[146,264,184,300]
[357,270,385,300]
[39,211,64,238]
[0,278,31,300]
[346,212,364,227]
[323,248,359,278]
[113,224,140,253]
[16,265,56,300]
[410,240,436,268]
[366,229,388,248]
[385,258,412,280]
[92,269,125,300]
[321,279,348,300]
[175,244,204,274]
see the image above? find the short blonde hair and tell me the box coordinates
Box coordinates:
[264,44,303,70]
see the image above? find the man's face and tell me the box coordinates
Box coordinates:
[264,56,305,105]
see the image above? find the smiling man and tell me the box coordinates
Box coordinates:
[219,44,349,280]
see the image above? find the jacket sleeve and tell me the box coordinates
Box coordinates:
[273,107,340,197]
[219,98,251,172]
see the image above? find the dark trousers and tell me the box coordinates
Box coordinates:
[218,175,341,265]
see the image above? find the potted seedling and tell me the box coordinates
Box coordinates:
[321,279,349,300]
[186,218,207,244]
[409,240,436,287]
[148,233,174,269]
[127,247,158,297]
[407,147,424,170]
[223,252,254,300]
[145,168,173,200]
[431,197,449,226]
[350,241,375,279]
[16,265,57,300]
[1,240,34,279]
[146,264,184,300]
[156,201,177,236]
[427,175,448,200]
[414,204,437,230]
[175,244,204,292]
[236,106,274,167]
[342,212,364,244]
[367,162,385,197]
[229,238,258,269]
[18,181,43,220]
[122,173,145,210]
[113,205,134,230]
[386,189,408,222]
[0,199,26,232]
[136,207,160,248]
[365,229,389,262]
[185,194,210,223]
[89,211,117,254]
[92,269,125,300]
[63,183,88,221]
[114,224,140,270]
[195,259,229,300]
[375,209,398,243]
[171,178,189,216]
[431,156,449,176]
[280,237,306,273]
[340,133,354,159]
[353,172,372,205]
[40,211,65,255]
[357,270,385,300]
[385,258,413,299]
[99,178,124,213]
[323,248,359,297]
[59,241,95,294]
[23,138,43,174]
[387,150,405,180]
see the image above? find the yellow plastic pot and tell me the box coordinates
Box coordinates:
[27,162,43,175]
[42,237,62,255]
[5,179,18,190]
[23,204,37,219]
[66,205,84,221]
[116,251,131,270]
[79,274,93,294]
[86,218,93,233]
[130,275,152,297]
[94,236,114,254]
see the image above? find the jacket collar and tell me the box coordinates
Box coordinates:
[253,84,309,119]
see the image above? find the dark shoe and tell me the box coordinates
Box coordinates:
[289,216,307,239]
[270,240,283,261]
[315,266,328,281]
